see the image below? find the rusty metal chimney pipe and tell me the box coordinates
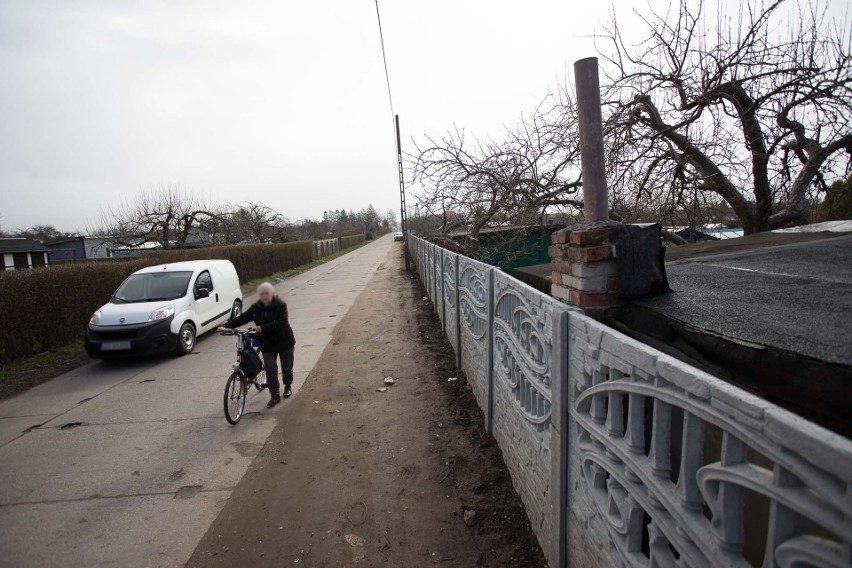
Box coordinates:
[574,57,609,224]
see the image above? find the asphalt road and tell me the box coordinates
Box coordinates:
[0,235,393,568]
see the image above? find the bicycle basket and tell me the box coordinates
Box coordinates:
[239,345,263,378]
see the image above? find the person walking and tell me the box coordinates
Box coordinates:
[220,282,296,407]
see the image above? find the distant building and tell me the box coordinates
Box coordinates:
[181,228,211,248]
[46,233,212,260]
[0,238,51,270]
[45,236,119,261]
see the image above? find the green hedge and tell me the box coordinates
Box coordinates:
[0,241,313,366]
[340,234,366,248]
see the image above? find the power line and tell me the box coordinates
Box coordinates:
[374,0,395,118]
[374,1,409,268]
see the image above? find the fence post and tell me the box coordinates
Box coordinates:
[433,248,439,309]
[440,248,446,331]
[550,308,570,568]
[455,254,462,373]
[428,246,432,299]
[486,267,495,435]
[426,246,431,298]
[427,246,431,299]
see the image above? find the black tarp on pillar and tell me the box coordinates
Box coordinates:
[612,223,670,300]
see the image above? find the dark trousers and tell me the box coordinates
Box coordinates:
[262,348,294,395]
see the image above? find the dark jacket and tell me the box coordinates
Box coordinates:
[225,296,296,353]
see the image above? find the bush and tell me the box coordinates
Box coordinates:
[0,241,314,366]
[340,234,366,249]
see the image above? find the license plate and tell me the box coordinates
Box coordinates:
[101,341,131,351]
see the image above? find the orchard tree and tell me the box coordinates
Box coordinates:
[226,202,281,243]
[412,98,585,252]
[90,185,221,249]
[14,224,70,242]
[601,0,851,234]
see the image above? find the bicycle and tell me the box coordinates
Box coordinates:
[218,327,267,424]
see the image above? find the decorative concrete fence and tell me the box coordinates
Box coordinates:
[408,235,852,568]
[312,238,340,260]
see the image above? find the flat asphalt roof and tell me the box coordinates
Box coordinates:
[613,230,852,436]
[645,232,852,367]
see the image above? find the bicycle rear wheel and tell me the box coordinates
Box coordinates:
[224,371,247,424]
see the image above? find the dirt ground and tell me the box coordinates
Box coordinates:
[187,245,547,567]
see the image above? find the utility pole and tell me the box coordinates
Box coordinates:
[395,114,410,270]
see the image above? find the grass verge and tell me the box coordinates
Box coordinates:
[0,341,86,385]
[240,239,372,292]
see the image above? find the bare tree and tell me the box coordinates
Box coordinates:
[383,208,398,230]
[601,0,852,234]
[13,224,71,243]
[223,202,282,243]
[89,186,221,249]
[411,95,585,253]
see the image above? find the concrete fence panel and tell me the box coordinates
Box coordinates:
[457,254,492,417]
[490,269,569,561]
[566,313,852,568]
[406,235,852,568]
[312,238,339,260]
[441,249,460,364]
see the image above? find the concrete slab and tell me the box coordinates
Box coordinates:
[0,359,154,419]
[0,491,231,568]
[291,370,310,392]
[0,415,50,447]
[0,417,274,504]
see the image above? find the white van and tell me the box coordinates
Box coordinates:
[85,260,243,358]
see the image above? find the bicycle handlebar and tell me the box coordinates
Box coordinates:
[218,327,257,336]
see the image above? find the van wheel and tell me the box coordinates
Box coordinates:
[231,300,242,319]
[176,322,196,355]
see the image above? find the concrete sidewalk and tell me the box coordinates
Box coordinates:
[0,236,393,568]
[249,235,394,395]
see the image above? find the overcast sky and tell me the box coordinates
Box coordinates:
[0,1,847,233]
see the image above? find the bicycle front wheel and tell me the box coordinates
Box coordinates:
[224,371,247,425]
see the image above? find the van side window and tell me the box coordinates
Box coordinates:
[194,271,214,299]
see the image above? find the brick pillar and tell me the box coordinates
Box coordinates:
[549,227,618,310]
